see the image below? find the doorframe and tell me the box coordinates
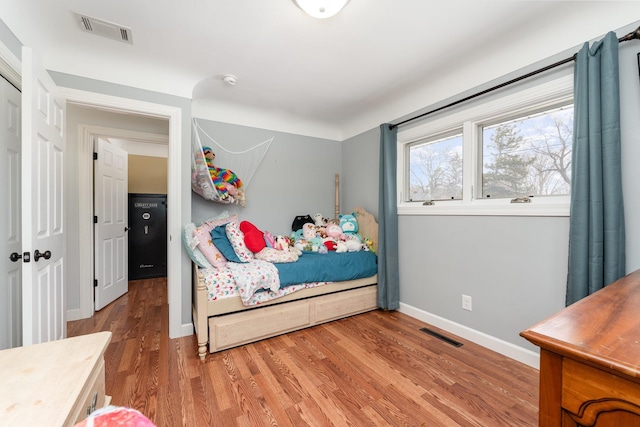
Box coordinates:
[61,87,184,339]
[0,41,20,90]
[77,125,168,317]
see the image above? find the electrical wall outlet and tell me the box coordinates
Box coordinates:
[462,294,472,311]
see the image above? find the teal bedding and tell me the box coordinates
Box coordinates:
[274,250,377,287]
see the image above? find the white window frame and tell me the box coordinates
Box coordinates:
[397,74,573,217]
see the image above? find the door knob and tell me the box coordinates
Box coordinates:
[125,227,130,232]
[9,252,22,262]
[34,250,52,262]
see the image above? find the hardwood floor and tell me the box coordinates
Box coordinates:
[67,278,539,426]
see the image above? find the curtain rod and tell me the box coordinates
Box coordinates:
[389,26,640,131]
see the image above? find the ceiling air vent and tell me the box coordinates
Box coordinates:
[74,13,133,44]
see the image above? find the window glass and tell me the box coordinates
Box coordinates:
[481,105,573,199]
[409,133,463,201]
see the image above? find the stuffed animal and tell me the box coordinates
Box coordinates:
[274,235,290,251]
[302,223,317,240]
[336,213,361,252]
[335,241,348,253]
[344,237,362,252]
[325,223,344,240]
[202,147,244,204]
[323,239,337,251]
[339,212,358,234]
[313,213,328,227]
[292,215,313,232]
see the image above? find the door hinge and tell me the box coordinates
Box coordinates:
[93,152,98,160]
[94,216,98,224]
[94,279,98,287]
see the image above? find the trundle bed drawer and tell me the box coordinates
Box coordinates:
[314,285,377,323]
[208,285,378,352]
[210,299,312,351]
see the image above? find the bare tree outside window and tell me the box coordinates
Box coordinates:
[482,106,573,199]
[409,134,463,201]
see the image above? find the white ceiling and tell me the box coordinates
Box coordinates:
[3,1,640,140]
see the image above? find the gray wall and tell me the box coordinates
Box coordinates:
[341,23,640,352]
[341,127,380,216]
[191,119,342,235]
[0,20,21,59]
[64,105,169,314]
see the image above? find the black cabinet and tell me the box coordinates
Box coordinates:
[128,194,167,280]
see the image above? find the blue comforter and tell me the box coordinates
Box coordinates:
[274,250,377,287]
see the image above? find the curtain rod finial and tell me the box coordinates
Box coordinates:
[619,26,640,42]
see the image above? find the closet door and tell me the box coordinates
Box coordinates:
[0,77,22,350]
[21,47,66,345]
[94,138,128,311]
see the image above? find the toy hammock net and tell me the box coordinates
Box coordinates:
[192,119,272,207]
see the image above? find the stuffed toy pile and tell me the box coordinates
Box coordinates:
[289,212,367,253]
[202,146,246,207]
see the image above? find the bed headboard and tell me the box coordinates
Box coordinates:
[354,206,378,253]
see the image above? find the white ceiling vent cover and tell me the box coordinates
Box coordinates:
[74,13,133,44]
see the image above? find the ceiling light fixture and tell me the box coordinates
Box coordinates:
[293,0,350,19]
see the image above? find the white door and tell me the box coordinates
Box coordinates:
[94,137,128,310]
[0,77,22,350]
[21,47,66,346]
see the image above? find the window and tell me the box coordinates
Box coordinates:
[398,74,573,216]
[481,105,573,199]
[409,132,463,201]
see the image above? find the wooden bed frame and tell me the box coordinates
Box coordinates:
[192,205,379,360]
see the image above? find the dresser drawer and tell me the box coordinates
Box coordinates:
[562,357,640,425]
[68,358,107,425]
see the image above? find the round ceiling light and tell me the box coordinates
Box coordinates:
[293,0,350,19]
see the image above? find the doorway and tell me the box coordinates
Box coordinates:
[63,95,183,339]
[78,122,169,313]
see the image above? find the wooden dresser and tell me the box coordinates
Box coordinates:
[521,270,640,426]
[0,331,112,427]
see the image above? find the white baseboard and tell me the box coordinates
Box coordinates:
[399,303,540,369]
[180,322,194,338]
[66,309,84,322]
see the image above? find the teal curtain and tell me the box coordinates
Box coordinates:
[566,31,626,305]
[378,124,400,310]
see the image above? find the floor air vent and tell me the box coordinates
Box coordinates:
[420,327,463,347]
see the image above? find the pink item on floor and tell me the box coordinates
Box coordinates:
[74,406,155,427]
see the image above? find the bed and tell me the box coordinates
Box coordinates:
[190,205,379,360]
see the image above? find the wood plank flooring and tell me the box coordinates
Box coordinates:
[67,278,539,426]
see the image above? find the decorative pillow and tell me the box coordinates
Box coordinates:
[210,225,243,263]
[194,214,237,268]
[182,223,214,269]
[240,220,266,253]
[263,230,276,248]
[225,220,255,262]
[254,247,299,263]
